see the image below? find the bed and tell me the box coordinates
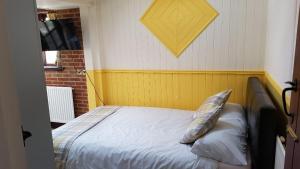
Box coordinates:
[52,77,285,169]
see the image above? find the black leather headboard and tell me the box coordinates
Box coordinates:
[246,77,283,169]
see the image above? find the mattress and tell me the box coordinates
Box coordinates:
[53,106,250,169]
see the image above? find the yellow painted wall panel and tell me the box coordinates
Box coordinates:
[227,74,238,103]
[86,70,97,110]
[90,70,265,111]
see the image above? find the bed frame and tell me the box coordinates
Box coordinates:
[246,77,287,169]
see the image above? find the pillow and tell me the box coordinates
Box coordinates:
[180,105,223,144]
[180,90,232,144]
[203,89,232,105]
[193,89,232,119]
[191,103,248,166]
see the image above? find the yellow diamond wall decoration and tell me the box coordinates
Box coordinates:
[141,0,218,57]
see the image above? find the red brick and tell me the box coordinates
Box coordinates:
[60,50,73,54]
[72,51,83,54]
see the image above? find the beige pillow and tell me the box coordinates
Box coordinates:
[180,90,232,144]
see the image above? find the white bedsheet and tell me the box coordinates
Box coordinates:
[54,106,249,169]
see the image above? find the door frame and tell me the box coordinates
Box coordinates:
[285,3,300,169]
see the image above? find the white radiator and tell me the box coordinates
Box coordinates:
[46,86,75,123]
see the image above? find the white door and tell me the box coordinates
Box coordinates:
[0,0,55,169]
[0,2,27,168]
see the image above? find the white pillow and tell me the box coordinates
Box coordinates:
[191,103,248,166]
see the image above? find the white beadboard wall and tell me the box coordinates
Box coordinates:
[91,0,267,70]
[265,0,299,89]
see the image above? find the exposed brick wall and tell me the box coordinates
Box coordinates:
[39,8,88,117]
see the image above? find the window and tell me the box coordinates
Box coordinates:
[43,51,63,70]
[45,51,58,65]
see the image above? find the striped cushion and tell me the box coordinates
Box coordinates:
[204,89,232,105]
[180,105,223,144]
[193,89,232,119]
[180,90,232,144]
